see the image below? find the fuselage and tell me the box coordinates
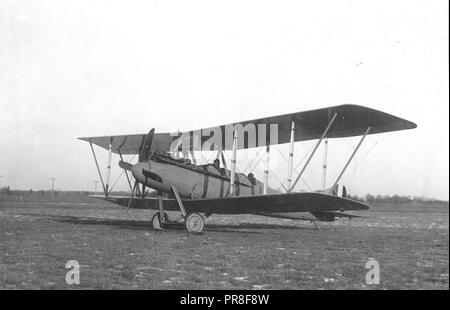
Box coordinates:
[131,156,264,199]
[130,152,324,221]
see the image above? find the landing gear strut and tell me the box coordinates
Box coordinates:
[311,221,321,231]
[171,186,205,233]
[152,186,205,233]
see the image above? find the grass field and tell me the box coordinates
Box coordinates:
[0,196,448,289]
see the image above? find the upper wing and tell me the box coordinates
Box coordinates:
[98,192,369,214]
[80,104,416,153]
[79,132,174,155]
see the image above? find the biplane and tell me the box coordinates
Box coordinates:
[79,104,416,233]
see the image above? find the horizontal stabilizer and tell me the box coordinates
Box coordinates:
[320,211,368,219]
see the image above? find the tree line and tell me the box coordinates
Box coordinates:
[346,193,448,205]
[1,188,447,205]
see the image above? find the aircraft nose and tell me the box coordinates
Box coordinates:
[131,162,151,181]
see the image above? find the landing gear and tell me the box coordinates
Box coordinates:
[152,212,169,230]
[152,186,206,233]
[184,213,204,233]
[173,186,204,233]
[311,221,321,231]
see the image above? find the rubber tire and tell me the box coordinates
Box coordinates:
[152,212,169,230]
[184,213,204,233]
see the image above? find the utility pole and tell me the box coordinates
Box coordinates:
[93,180,99,194]
[50,178,57,201]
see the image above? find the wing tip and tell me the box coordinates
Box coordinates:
[361,204,370,210]
[335,104,418,131]
[408,120,418,129]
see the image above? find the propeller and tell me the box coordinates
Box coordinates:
[119,128,155,172]
[138,128,155,200]
[139,128,155,162]
[119,128,155,207]
[119,161,133,171]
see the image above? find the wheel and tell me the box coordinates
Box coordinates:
[152,212,169,230]
[184,213,204,233]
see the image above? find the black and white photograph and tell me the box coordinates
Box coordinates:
[0,0,448,294]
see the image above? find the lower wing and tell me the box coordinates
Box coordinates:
[92,192,369,214]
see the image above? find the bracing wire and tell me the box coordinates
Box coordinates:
[277,147,313,191]
[347,133,395,188]
[109,154,136,193]
[243,148,263,173]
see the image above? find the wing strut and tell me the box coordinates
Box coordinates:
[321,138,329,190]
[190,151,197,164]
[89,142,107,196]
[287,118,295,192]
[290,112,338,191]
[263,144,270,194]
[216,146,228,170]
[332,126,371,188]
[230,131,238,196]
[322,109,333,190]
[104,141,113,194]
[221,151,228,170]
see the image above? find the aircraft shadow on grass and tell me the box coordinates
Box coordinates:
[23,213,312,234]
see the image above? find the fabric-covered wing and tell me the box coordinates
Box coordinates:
[266,104,416,142]
[80,104,416,153]
[98,192,369,214]
[79,133,174,155]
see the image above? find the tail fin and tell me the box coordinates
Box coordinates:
[323,184,339,196]
[320,184,347,198]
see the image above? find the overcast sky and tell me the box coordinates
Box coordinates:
[0,0,448,199]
